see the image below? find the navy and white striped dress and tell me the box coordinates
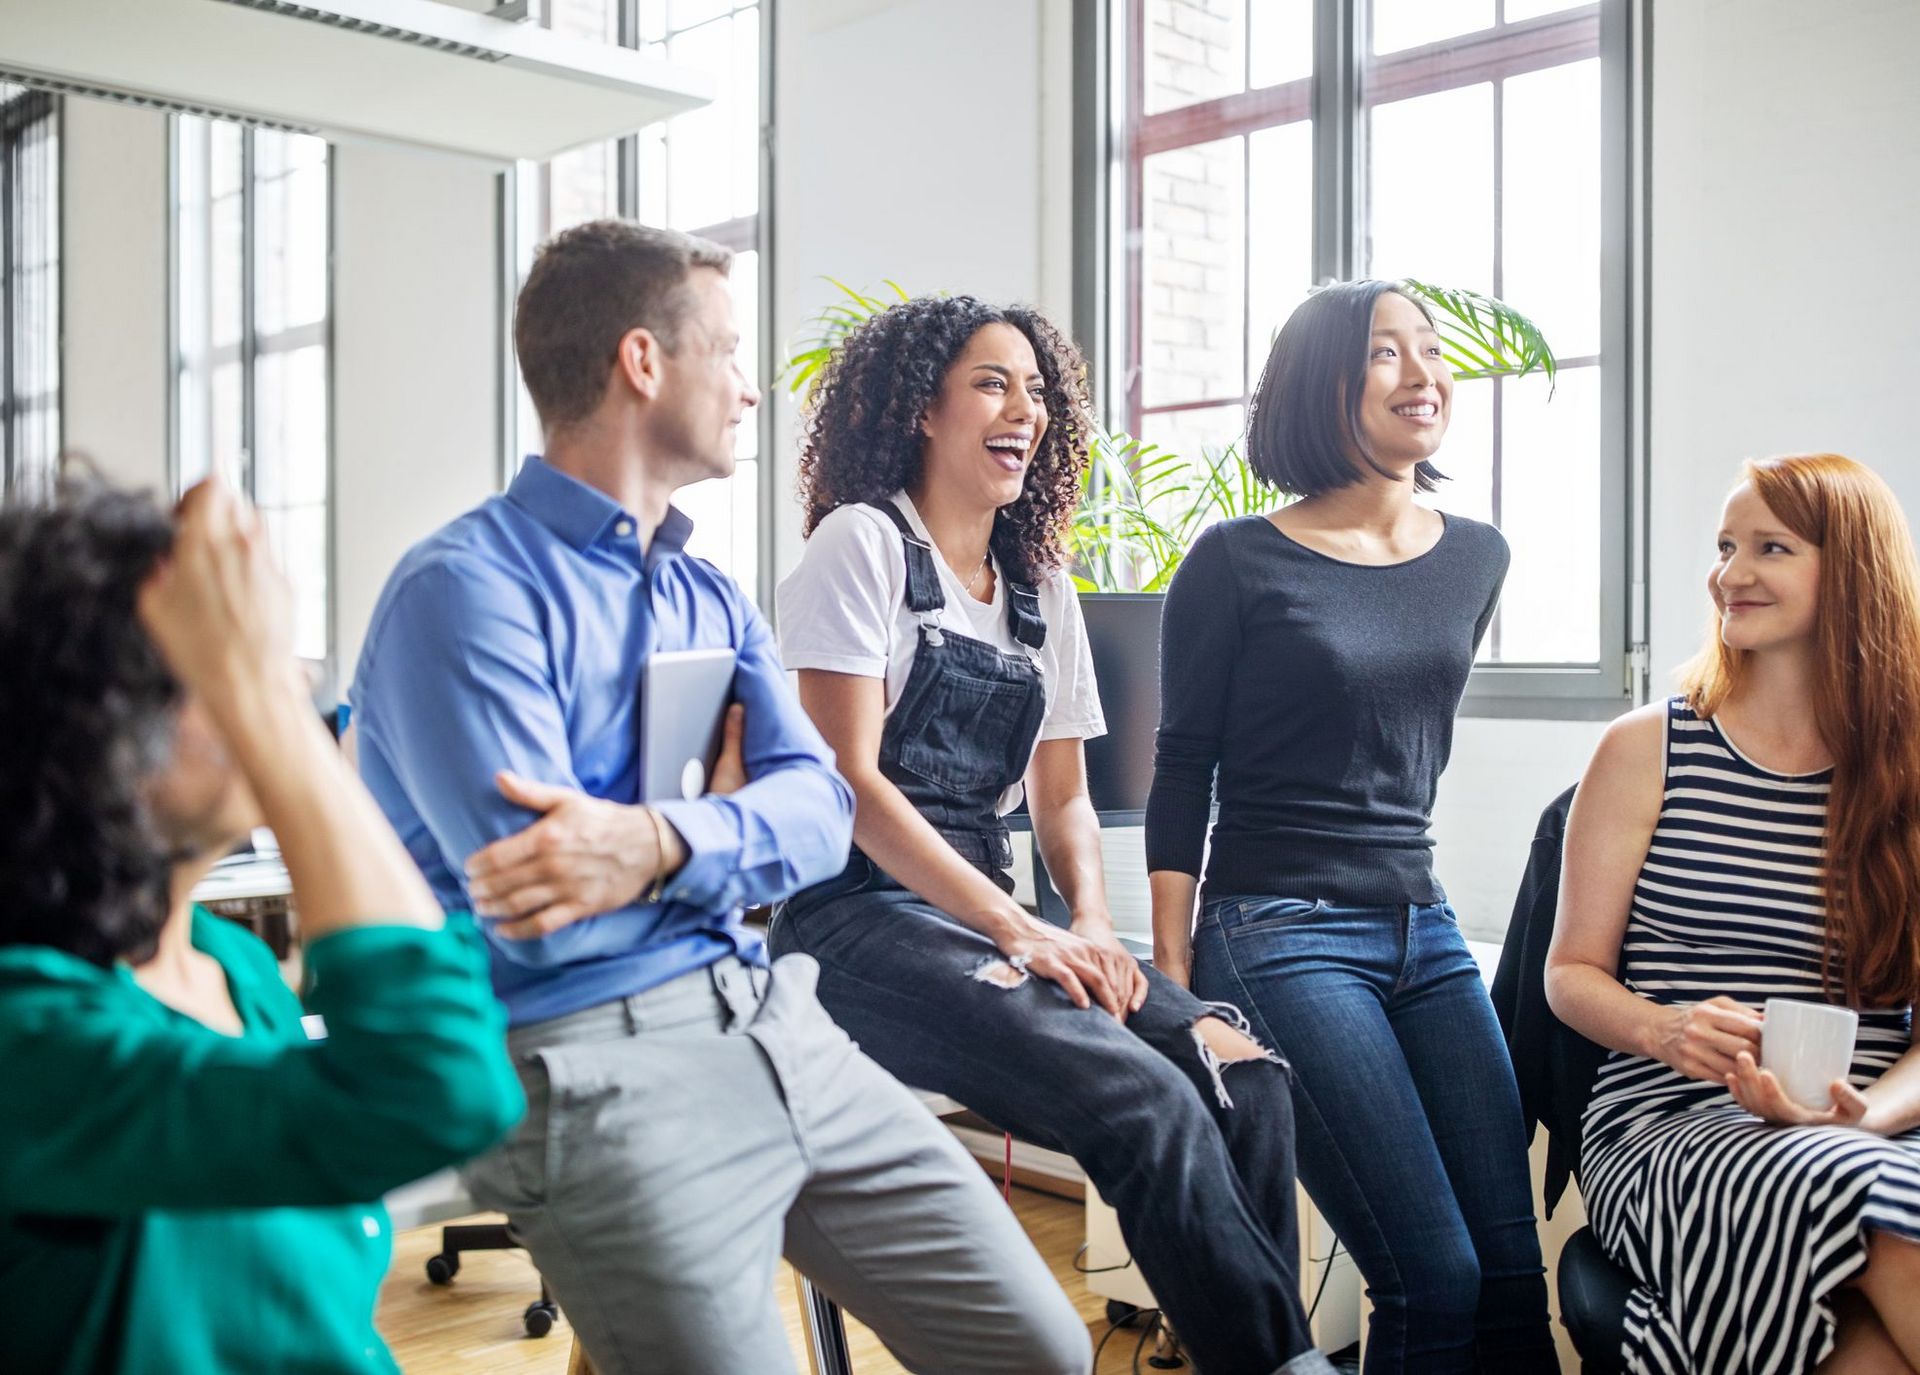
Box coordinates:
[1581,698,1920,1373]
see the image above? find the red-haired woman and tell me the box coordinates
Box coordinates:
[1549,454,1920,1373]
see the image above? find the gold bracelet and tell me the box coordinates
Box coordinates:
[644,807,670,904]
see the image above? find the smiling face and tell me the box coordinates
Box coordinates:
[1710,481,1822,654]
[1352,290,1451,473]
[916,322,1049,514]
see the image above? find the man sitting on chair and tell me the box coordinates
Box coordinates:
[351,220,1089,1375]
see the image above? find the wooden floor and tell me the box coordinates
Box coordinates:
[377,1188,1176,1375]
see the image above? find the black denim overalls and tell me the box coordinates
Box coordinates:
[858,501,1048,884]
[770,501,1323,1375]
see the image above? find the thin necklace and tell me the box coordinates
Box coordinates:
[963,551,991,598]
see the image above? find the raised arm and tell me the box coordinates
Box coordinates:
[1546,704,1764,1081]
[1,481,521,1216]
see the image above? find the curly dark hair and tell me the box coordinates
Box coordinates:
[796,296,1093,584]
[0,484,179,967]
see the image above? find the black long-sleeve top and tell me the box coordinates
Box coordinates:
[1145,513,1509,904]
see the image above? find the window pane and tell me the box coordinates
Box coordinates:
[665,17,740,230]
[1138,403,1246,486]
[1367,83,1494,295]
[1141,135,1246,409]
[549,0,618,44]
[1422,377,1496,527]
[1497,365,1601,662]
[209,360,243,488]
[731,248,760,435]
[1249,0,1311,88]
[254,132,329,336]
[546,139,620,234]
[671,0,735,33]
[1503,59,1601,358]
[1503,0,1591,22]
[1244,121,1312,395]
[254,345,329,509]
[679,456,757,594]
[1370,0,1494,55]
[262,503,330,663]
[1145,0,1247,116]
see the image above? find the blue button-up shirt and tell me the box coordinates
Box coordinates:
[351,457,854,1027]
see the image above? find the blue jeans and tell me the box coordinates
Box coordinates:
[1193,896,1556,1375]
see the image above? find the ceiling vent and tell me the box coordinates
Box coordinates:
[0,0,713,163]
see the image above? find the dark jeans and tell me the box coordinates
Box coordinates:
[1193,896,1557,1375]
[774,854,1328,1375]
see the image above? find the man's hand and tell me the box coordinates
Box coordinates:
[465,704,746,940]
[466,777,684,939]
[1070,914,1150,1019]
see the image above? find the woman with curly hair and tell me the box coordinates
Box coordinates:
[773,295,1333,1375]
[0,480,521,1373]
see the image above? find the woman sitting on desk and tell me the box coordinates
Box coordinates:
[771,294,1333,1375]
[0,480,521,1373]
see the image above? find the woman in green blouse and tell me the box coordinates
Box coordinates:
[0,479,523,1374]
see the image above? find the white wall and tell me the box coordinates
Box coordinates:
[1644,0,1920,679]
[60,99,170,494]
[329,142,503,677]
[768,0,1071,580]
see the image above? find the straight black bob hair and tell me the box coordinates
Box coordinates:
[1245,279,1447,498]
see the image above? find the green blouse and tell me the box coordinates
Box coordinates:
[0,908,523,1374]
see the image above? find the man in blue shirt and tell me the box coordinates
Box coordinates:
[352,221,1087,1375]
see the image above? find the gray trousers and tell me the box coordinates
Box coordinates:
[464,953,1091,1375]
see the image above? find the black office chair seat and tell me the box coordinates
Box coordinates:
[1558,1225,1636,1374]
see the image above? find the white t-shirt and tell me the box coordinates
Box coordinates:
[776,492,1106,813]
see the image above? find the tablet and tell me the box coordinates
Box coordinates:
[640,647,738,802]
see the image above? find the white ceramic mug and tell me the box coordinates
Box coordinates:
[1761,998,1859,1110]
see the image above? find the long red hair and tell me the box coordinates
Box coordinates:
[1682,453,1920,1008]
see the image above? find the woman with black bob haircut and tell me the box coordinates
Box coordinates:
[1148,279,1556,1372]
[774,295,1335,1375]
[0,479,521,1373]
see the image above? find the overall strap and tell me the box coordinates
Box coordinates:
[865,501,945,616]
[1003,577,1048,651]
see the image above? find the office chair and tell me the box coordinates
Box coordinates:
[1489,785,1636,1374]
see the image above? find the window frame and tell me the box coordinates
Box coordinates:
[1081,0,1649,719]
[500,0,775,605]
[1,85,61,500]
[167,116,336,679]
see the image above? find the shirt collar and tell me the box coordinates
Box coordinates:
[507,455,694,559]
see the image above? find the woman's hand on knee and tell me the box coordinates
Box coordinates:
[995,919,1130,1020]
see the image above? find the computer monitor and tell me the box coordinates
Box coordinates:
[1078,593,1163,823]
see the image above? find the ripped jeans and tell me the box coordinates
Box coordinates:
[773,853,1327,1375]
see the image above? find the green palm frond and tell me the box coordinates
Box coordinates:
[1400,278,1556,391]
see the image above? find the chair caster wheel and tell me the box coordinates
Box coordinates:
[1147,1357,1186,1371]
[425,1253,459,1285]
[1106,1299,1141,1327]
[524,1300,559,1338]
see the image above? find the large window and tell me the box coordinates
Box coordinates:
[1,84,59,500]
[1106,0,1632,715]
[513,0,767,599]
[173,116,332,666]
